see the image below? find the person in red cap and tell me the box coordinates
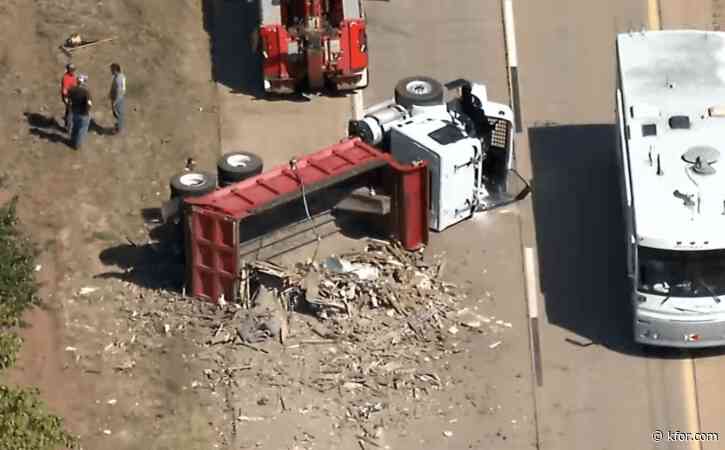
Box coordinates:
[60,63,78,132]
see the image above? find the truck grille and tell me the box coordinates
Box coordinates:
[489,119,509,149]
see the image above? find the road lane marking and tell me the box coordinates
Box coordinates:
[648,0,661,30]
[524,247,538,319]
[681,356,703,450]
[502,0,518,66]
[524,246,543,387]
[350,90,364,121]
[517,215,542,449]
[502,0,523,132]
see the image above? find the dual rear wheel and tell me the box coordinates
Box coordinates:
[169,151,264,198]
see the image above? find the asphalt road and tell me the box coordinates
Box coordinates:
[366,0,702,448]
[364,2,538,448]
[212,0,725,448]
[364,1,509,105]
[207,0,350,167]
[212,1,539,447]
[514,0,725,449]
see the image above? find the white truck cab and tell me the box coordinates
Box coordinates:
[349,76,529,231]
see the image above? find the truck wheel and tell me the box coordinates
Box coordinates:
[394,76,444,109]
[217,151,264,185]
[169,171,217,199]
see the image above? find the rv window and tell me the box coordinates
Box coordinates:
[637,246,725,297]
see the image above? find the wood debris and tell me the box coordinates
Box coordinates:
[60,33,117,55]
[69,239,511,443]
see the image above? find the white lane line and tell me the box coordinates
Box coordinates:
[524,246,539,318]
[681,356,703,450]
[502,0,523,132]
[503,0,519,67]
[351,90,364,121]
[523,245,543,387]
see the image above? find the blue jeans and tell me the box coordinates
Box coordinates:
[112,97,125,132]
[71,114,90,149]
[64,102,72,133]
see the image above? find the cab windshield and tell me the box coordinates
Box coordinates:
[637,246,725,298]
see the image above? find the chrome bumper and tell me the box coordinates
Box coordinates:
[635,312,725,348]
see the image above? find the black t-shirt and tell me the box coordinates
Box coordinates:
[68,85,91,115]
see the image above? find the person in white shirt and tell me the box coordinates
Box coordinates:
[109,63,126,134]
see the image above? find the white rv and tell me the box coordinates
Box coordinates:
[616,30,725,347]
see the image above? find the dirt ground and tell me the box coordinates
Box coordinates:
[0,2,530,450]
[0,0,219,448]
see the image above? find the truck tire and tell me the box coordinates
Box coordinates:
[394,76,444,109]
[217,151,264,185]
[169,171,217,199]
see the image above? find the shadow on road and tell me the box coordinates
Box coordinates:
[201,0,264,96]
[530,124,725,359]
[529,124,640,355]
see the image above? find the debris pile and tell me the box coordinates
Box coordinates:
[302,240,456,320]
[221,240,509,430]
[237,285,289,344]
[65,239,510,445]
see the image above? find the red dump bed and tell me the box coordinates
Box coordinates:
[184,137,428,303]
[185,138,386,218]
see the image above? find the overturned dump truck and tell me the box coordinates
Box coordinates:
[256,0,368,93]
[164,76,529,303]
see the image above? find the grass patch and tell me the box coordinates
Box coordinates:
[0,387,77,450]
[0,197,40,328]
[0,196,78,450]
[0,332,20,370]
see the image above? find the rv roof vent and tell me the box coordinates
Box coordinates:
[669,115,691,129]
[683,146,719,175]
[642,123,657,136]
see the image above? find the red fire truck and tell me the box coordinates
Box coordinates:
[257,0,369,94]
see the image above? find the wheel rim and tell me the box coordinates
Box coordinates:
[227,154,252,168]
[405,80,433,96]
[179,173,206,187]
